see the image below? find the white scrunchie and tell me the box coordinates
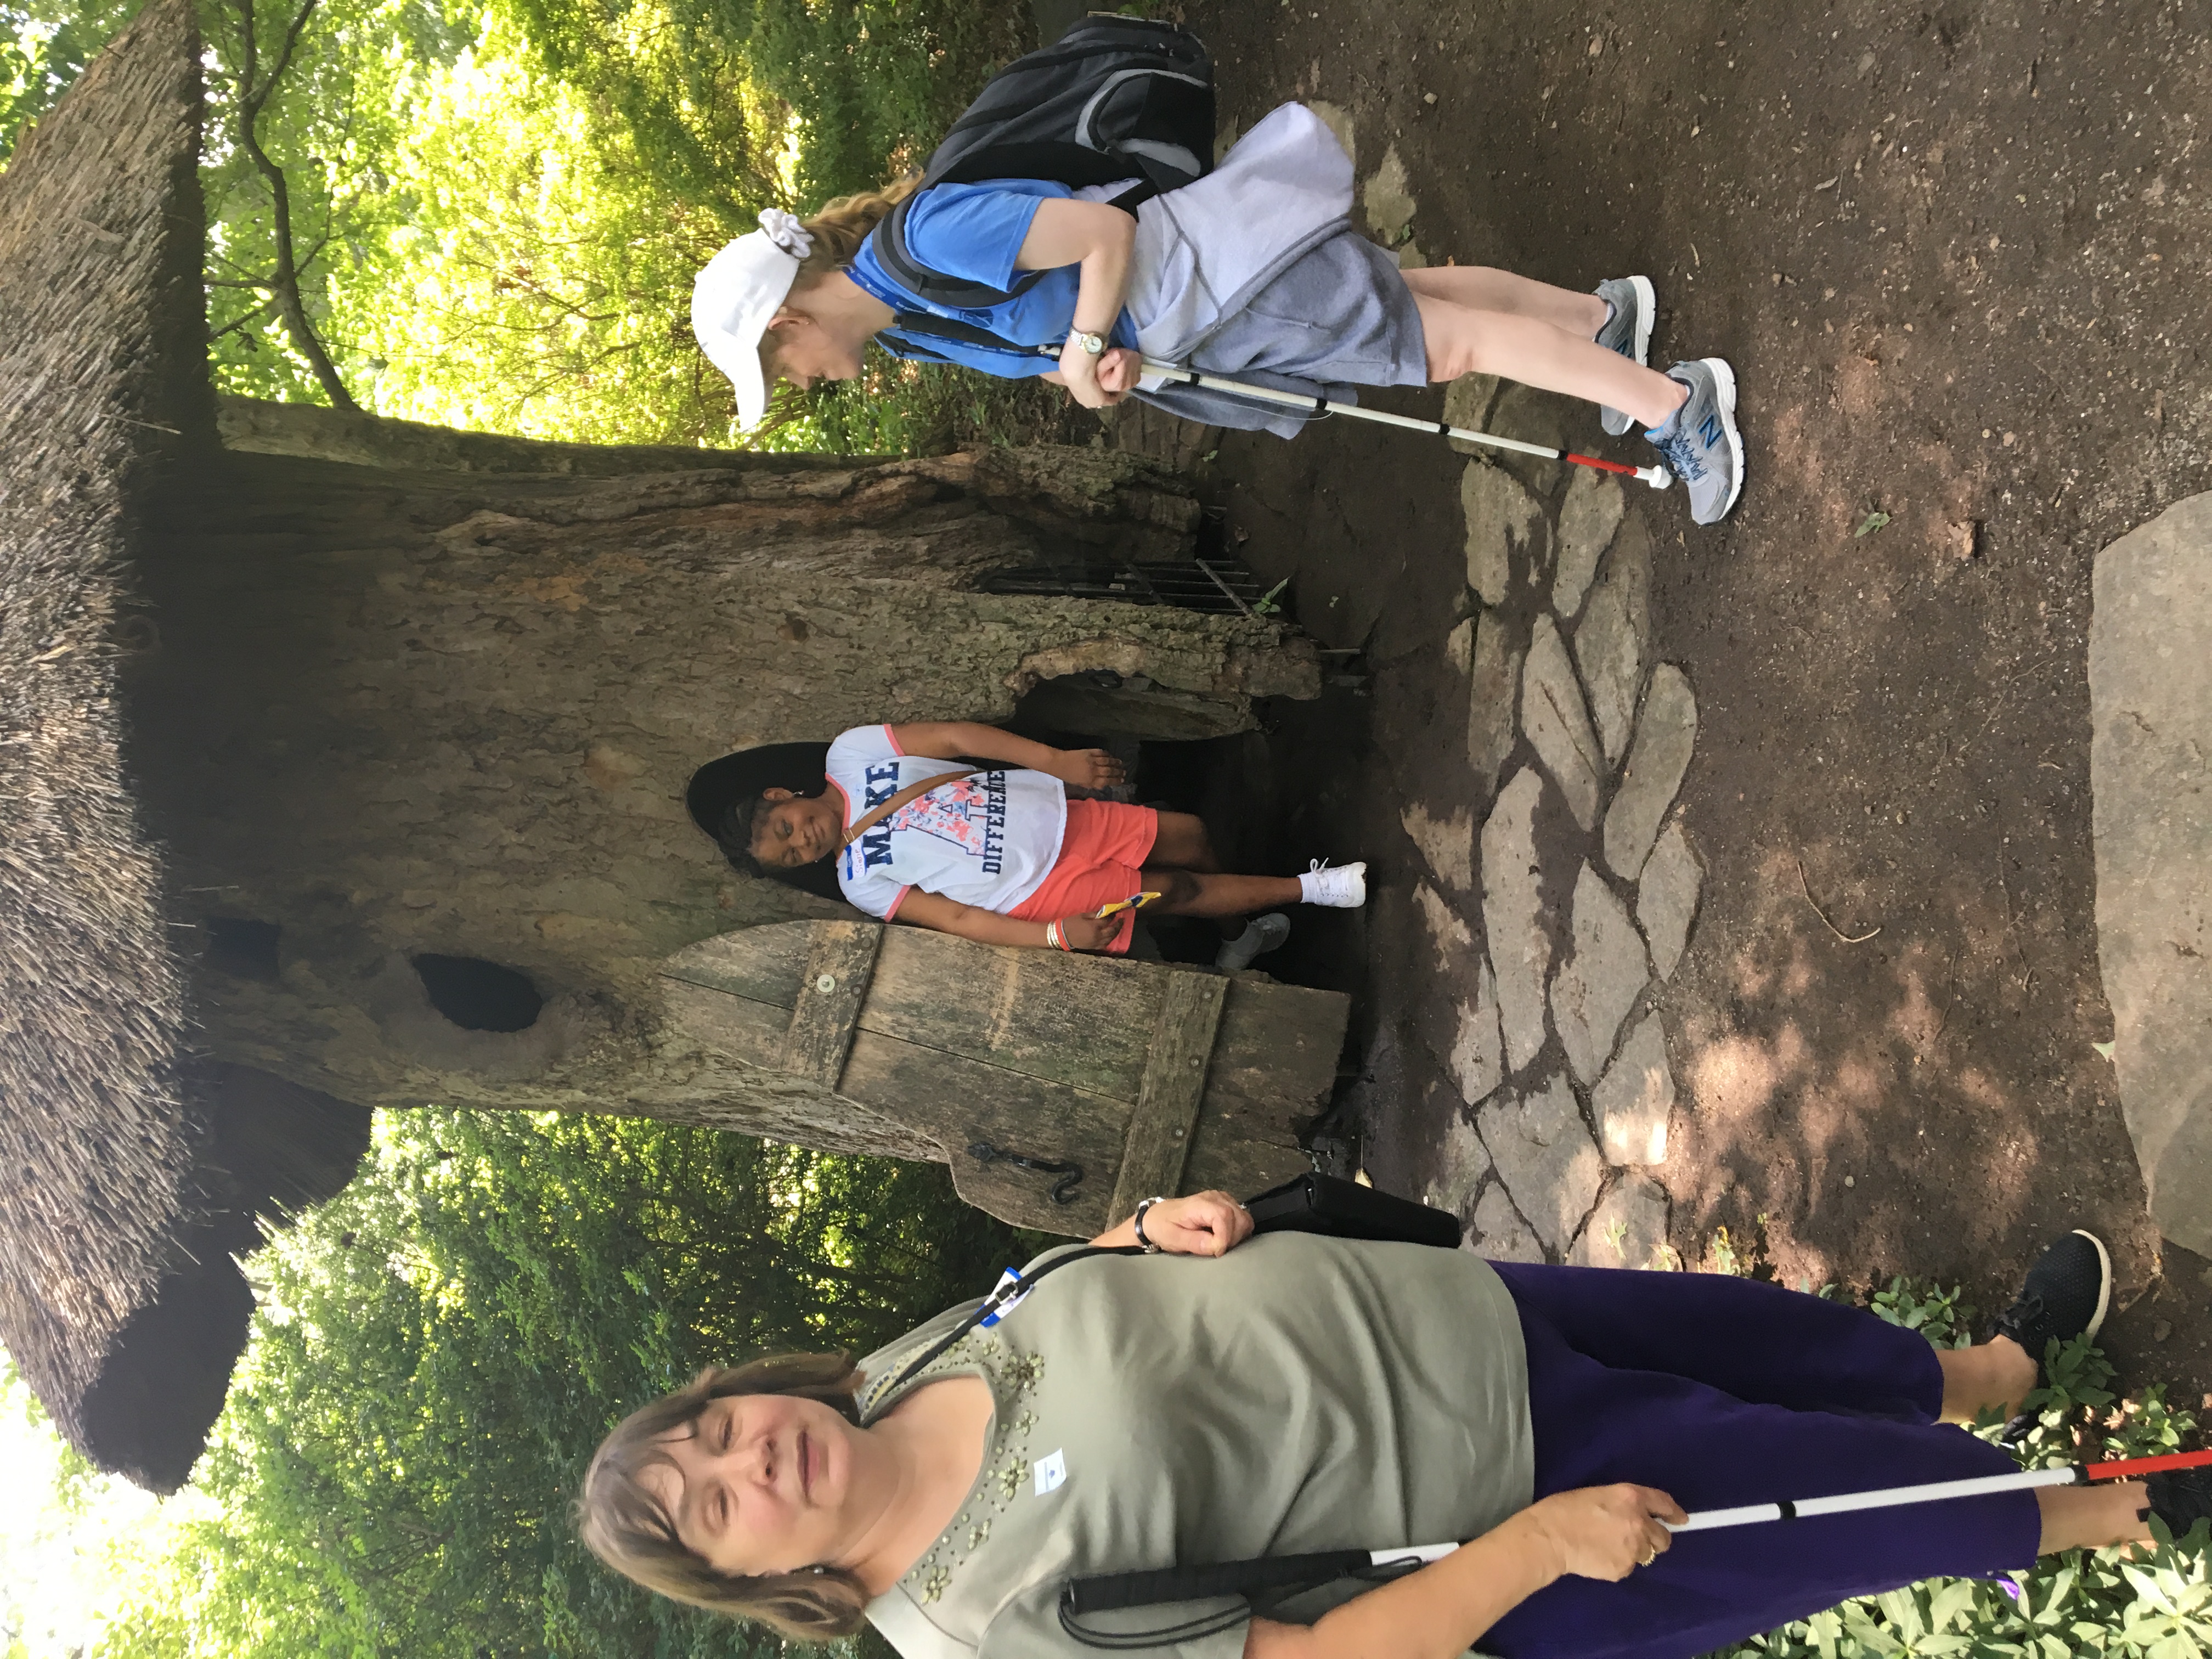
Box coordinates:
[757,208,814,260]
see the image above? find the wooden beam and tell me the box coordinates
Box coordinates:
[780,922,883,1089]
[1107,970,1228,1224]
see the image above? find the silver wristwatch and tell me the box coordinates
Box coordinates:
[1070,330,1107,356]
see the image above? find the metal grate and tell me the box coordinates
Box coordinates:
[978,556,1279,617]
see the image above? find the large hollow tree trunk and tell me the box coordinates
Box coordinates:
[128,416,1318,1156]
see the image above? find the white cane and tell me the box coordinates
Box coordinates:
[1375,1444,2212,1567]
[1037,341,1673,489]
[1064,1445,2212,1628]
[1135,358,1673,490]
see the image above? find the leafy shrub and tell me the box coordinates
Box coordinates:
[1868,1274,1977,1350]
[94,1109,1036,1658]
[1708,1279,2212,1659]
[759,346,1092,456]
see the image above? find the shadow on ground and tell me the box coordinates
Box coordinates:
[1106,0,2212,1407]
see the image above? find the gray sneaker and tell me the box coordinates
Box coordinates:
[1594,275,1655,437]
[1215,912,1290,972]
[1647,358,1743,525]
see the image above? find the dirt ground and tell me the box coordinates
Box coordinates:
[1107,0,2212,1406]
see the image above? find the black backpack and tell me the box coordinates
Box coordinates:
[866,15,1215,313]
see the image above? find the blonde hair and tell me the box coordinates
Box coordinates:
[759,174,923,380]
[576,1353,872,1641]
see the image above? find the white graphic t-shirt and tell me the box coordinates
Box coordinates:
[825,726,1069,921]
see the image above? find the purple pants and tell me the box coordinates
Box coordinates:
[1480,1263,2041,1659]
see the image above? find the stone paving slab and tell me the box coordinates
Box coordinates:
[1449,958,1505,1107]
[1423,1105,1493,1217]
[2091,491,2212,1255]
[1568,1175,1673,1270]
[1592,1011,1674,1166]
[1552,467,1624,620]
[1551,861,1650,1085]
[1604,663,1697,879]
[1462,462,1539,608]
[1467,611,1523,800]
[1400,390,1707,1270]
[1402,800,1475,894]
[1573,516,1651,766]
[1480,766,1552,1072]
[1469,1181,1545,1262]
[1523,614,1606,831]
[1478,1071,1605,1254]
[1635,821,1703,982]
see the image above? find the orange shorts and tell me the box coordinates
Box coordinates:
[1006,800,1160,955]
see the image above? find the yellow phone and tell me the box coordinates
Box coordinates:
[1091,891,1164,921]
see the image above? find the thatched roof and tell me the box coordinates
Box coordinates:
[0,0,216,1486]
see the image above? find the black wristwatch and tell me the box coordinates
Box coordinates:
[1133,1195,1167,1253]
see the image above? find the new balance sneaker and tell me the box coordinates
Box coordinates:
[1594,275,1656,437]
[1646,358,1744,525]
[1298,860,1368,908]
[1216,912,1291,972]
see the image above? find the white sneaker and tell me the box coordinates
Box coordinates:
[1298,860,1368,908]
[1215,912,1291,971]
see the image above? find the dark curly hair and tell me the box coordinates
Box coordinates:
[685,743,841,902]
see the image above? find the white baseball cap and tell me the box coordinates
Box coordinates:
[692,209,816,427]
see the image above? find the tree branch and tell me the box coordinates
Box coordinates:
[232,0,359,412]
[209,291,284,343]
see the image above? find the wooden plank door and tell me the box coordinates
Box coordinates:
[659,922,1347,1233]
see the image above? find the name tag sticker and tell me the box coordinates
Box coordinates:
[1035,1449,1068,1496]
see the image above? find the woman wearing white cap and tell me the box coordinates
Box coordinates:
[690,104,1743,524]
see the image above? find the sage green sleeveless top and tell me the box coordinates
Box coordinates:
[856,1233,1533,1659]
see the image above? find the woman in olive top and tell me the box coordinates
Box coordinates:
[579,1194,2191,1659]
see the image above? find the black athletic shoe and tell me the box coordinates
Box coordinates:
[1996,1230,2113,1360]
[2147,1466,2212,1538]
[1992,1231,2112,1439]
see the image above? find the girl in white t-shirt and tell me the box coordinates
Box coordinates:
[719,722,1365,958]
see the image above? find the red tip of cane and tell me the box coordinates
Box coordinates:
[2084,1448,2212,1482]
[1563,452,1639,477]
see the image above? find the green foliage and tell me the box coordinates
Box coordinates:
[11,0,1056,449]
[95,1109,1031,1658]
[763,345,1085,456]
[1867,1276,1978,1351]
[1708,1221,1762,1278]
[1706,1289,2212,1659]
[0,0,142,163]
[198,0,475,410]
[336,36,747,444]
[489,0,1030,221]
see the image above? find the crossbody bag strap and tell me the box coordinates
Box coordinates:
[889,308,1036,357]
[839,767,981,850]
[866,1244,1144,1413]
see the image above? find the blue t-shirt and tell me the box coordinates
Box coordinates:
[848,180,1138,379]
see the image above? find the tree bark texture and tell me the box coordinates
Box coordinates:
[127,432,1319,1158]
